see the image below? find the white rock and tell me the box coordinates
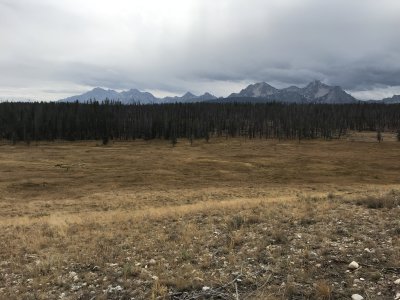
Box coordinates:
[351,294,364,300]
[114,286,123,292]
[395,278,400,285]
[106,285,123,293]
[348,261,359,270]
[202,286,210,291]
[71,284,81,291]
[395,292,400,300]
[149,259,156,265]
[68,271,77,278]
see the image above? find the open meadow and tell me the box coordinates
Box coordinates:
[0,133,399,299]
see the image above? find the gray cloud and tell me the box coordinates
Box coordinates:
[1,0,400,100]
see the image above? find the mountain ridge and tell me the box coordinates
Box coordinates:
[58,81,398,104]
[227,80,356,104]
[58,88,217,104]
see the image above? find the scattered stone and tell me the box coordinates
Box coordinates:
[202,286,210,292]
[106,285,123,293]
[348,261,359,270]
[149,259,156,265]
[395,278,400,285]
[71,284,81,291]
[351,294,364,300]
[67,271,79,282]
[92,266,100,271]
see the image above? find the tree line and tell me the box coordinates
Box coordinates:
[0,101,400,144]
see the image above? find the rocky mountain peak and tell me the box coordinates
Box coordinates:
[92,87,106,92]
[182,92,196,98]
[228,82,278,98]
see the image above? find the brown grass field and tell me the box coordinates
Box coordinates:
[0,132,399,299]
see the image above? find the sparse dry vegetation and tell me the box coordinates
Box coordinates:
[0,133,399,299]
[355,192,400,209]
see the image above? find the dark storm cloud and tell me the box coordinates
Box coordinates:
[0,0,400,100]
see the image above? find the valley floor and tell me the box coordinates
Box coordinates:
[0,133,399,299]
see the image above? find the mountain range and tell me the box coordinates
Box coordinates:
[59,88,217,104]
[58,81,400,104]
[227,80,357,104]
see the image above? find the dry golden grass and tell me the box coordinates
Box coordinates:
[0,133,399,299]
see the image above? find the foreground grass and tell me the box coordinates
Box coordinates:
[0,134,399,299]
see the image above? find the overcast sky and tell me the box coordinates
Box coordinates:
[1,0,400,100]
